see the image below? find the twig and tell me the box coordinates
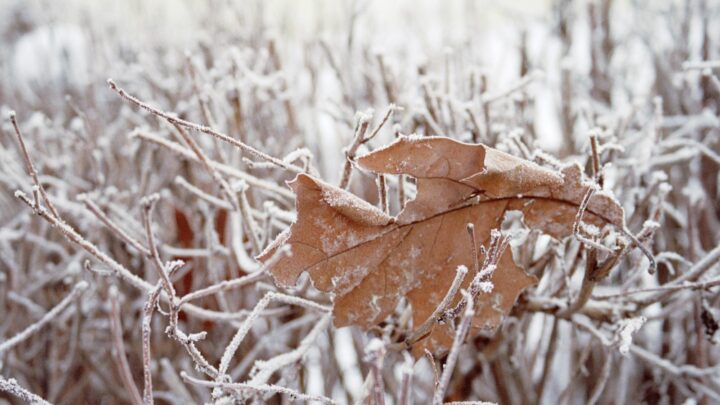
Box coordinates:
[443,228,508,321]
[109,286,144,405]
[248,314,331,385]
[181,372,336,404]
[185,53,219,129]
[376,54,396,103]
[178,245,286,309]
[467,224,481,275]
[14,191,231,321]
[141,284,163,405]
[535,318,559,401]
[185,53,225,164]
[390,265,467,350]
[556,248,598,318]
[339,112,372,189]
[216,292,331,384]
[433,290,475,405]
[365,339,386,405]
[174,176,233,210]
[79,195,151,256]
[16,190,147,291]
[132,131,293,199]
[573,315,720,380]
[267,38,299,134]
[682,60,720,70]
[589,130,604,188]
[173,122,261,256]
[237,183,262,255]
[363,104,396,144]
[621,227,657,274]
[377,174,389,214]
[0,376,52,405]
[397,353,414,405]
[172,124,239,211]
[108,80,303,174]
[141,194,176,299]
[0,281,87,354]
[394,125,407,210]
[572,187,613,254]
[482,70,543,104]
[425,349,439,389]
[609,276,720,299]
[587,349,612,405]
[159,358,194,403]
[178,270,266,306]
[8,111,61,219]
[633,244,720,306]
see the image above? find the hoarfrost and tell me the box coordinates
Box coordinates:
[617,316,647,356]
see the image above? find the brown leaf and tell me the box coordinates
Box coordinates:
[259,136,625,353]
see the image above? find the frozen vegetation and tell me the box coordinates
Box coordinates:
[0,0,719,404]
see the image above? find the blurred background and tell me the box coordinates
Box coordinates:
[2,0,707,152]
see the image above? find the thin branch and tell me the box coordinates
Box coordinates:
[9,111,61,218]
[339,112,372,189]
[377,174,389,214]
[216,292,331,383]
[597,274,720,299]
[140,194,176,299]
[108,80,303,174]
[443,229,508,321]
[248,314,332,385]
[633,244,720,306]
[433,290,475,405]
[79,195,151,256]
[587,349,612,405]
[0,376,52,405]
[181,372,336,404]
[556,248,598,318]
[14,190,235,322]
[109,286,144,405]
[133,131,293,199]
[237,182,262,255]
[0,281,87,354]
[390,265,468,350]
[178,246,286,306]
[185,53,219,129]
[589,130,604,188]
[363,104,396,144]
[174,176,233,210]
[621,227,657,274]
[365,339,386,405]
[141,284,163,405]
[482,70,543,104]
[682,60,720,70]
[397,353,414,405]
[172,124,239,211]
[536,318,559,401]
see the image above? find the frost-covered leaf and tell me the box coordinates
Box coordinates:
[259,136,625,353]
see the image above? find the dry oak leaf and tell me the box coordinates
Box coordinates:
[258,136,625,353]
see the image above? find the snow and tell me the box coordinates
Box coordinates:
[364,338,385,355]
[330,265,371,295]
[478,281,494,294]
[617,316,647,356]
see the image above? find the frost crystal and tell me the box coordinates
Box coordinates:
[617,316,647,355]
